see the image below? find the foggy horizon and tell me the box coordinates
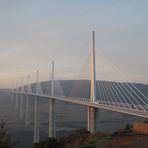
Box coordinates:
[0,0,148,88]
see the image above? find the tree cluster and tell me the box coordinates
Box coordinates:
[0,121,16,148]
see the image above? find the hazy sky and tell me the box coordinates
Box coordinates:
[0,0,148,88]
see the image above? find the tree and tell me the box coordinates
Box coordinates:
[33,138,61,148]
[0,120,16,148]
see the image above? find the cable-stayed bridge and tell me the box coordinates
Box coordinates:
[11,31,148,143]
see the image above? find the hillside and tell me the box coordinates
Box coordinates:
[33,124,148,148]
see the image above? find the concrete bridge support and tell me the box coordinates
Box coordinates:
[87,107,99,134]
[15,93,19,110]
[19,94,24,117]
[20,80,24,118]
[15,81,19,110]
[48,60,56,138]
[11,89,14,104]
[88,106,95,133]
[25,95,30,126]
[49,99,55,137]
[34,96,40,143]
[26,76,31,126]
[33,71,40,143]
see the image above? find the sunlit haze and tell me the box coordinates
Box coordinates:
[0,0,148,88]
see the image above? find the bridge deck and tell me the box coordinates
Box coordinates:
[14,92,148,119]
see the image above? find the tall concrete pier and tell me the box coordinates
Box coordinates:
[15,80,19,109]
[19,79,24,118]
[88,31,96,133]
[26,75,30,126]
[49,60,56,138]
[34,71,40,143]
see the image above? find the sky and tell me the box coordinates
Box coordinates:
[0,0,148,88]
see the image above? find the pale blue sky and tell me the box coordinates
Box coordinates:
[0,0,148,87]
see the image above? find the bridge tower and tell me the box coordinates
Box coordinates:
[49,60,56,138]
[88,31,96,134]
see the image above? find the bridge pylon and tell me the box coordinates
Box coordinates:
[88,31,96,134]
